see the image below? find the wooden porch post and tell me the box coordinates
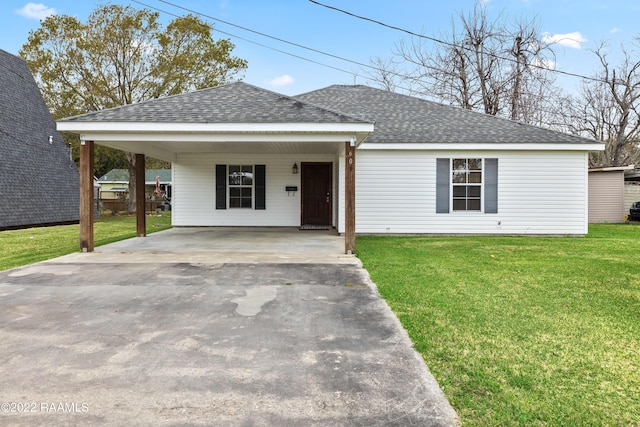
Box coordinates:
[79,139,94,252]
[135,154,146,237]
[345,140,356,254]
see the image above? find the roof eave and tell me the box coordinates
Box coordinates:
[358,141,605,151]
[56,121,374,134]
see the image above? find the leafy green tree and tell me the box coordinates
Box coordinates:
[21,3,247,211]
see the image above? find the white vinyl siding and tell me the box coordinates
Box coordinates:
[173,153,336,226]
[342,149,588,235]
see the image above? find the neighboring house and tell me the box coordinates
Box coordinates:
[588,166,634,223]
[57,82,603,248]
[624,168,640,213]
[0,49,79,230]
[98,169,172,201]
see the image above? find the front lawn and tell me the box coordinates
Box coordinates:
[0,212,172,271]
[357,224,639,426]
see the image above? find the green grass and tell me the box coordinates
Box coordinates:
[357,224,640,427]
[0,212,172,271]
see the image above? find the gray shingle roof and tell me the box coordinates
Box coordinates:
[0,49,79,230]
[294,85,597,144]
[59,82,367,124]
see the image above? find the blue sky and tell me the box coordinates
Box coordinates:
[1,0,638,96]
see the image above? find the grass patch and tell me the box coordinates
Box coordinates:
[357,224,640,426]
[0,212,172,271]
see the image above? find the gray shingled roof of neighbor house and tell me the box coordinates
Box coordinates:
[58,82,368,124]
[0,49,79,230]
[294,84,598,144]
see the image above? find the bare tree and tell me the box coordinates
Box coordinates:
[370,1,557,125]
[574,41,640,167]
[365,56,403,92]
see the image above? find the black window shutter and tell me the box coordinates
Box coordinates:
[255,165,266,210]
[215,164,226,210]
[484,158,498,214]
[436,158,450,213]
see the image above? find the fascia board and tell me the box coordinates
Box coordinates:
[57,121,374,134]
[357,142,606,151]
[74,132,371,144]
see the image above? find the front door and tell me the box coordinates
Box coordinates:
[301,162,332,226]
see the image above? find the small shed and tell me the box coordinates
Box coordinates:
[588,166,634,223]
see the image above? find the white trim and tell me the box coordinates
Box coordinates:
[57,121,374,134]
[74,132,370,144]
[358,142,605,151]
[588,165,635,172]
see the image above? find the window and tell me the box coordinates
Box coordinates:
[436,158,498,214]
[228,165,253,208]
[452,158,482,211]
[216,164,265,210]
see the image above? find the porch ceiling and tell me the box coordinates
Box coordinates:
[96,139,346,161]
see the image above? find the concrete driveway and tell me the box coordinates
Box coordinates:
[0,228,458,426]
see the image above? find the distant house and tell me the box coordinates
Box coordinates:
[0,50,79,230]
[98,169,172,199]
[624,168,640,213]
[98,169,172,211]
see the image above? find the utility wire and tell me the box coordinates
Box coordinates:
[308,0,607,84]
[130,0,357,77]
[129,0,448,86]
[125,0,592,129]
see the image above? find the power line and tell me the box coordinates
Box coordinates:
[307,0,607,84]
[124,0,593,130]
[129,0,357,77]
[129,0,453,88]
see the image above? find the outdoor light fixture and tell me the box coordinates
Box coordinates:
[292,163,298,174]
[48,135,53,144]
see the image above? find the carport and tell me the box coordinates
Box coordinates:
[56,82,374,255]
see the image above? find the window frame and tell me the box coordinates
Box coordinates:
[228,165,254,209]
[451,158,483,212]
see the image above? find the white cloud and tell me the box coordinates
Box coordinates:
[268,74,294,87]
[610,27,623,34]
[542,32,587,49]
[16,2,56,20]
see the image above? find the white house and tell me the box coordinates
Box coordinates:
[56,82,604,253]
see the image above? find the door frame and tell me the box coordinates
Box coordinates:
[300,162,333,226]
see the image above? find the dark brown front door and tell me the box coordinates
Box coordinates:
[301,162,332,226]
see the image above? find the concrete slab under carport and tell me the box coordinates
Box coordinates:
[0,228,459,426]
[57,227,358,265]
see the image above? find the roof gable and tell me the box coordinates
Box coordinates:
[59,82,367,124]
[294,85,597,145]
